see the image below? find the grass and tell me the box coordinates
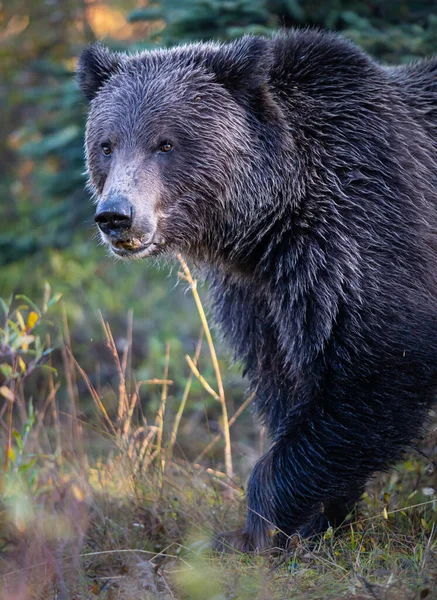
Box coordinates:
[1,267,437,599]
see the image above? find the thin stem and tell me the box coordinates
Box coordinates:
[185,354,219,400]
[177,254,233,479]
[155,342,171,475]
[167,329,204,468]
[194,392,255,463]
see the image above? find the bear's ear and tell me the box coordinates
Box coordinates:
[77,43,124,101]
[204,36,272,94]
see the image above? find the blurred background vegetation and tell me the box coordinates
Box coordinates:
[2,0,437,418]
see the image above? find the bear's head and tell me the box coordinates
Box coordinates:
[77,38,285,265]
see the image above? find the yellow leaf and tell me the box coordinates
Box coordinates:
[0,386,15,402]
[26,311,38,331]
[18,356,26,373]
[8,447,16,462]
[15,311,25,332]
[382,507,388,520]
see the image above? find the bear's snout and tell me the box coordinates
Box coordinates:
[95,196,134,236]
[95,193,161,258]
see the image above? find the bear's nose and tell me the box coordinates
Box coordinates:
[95,198,133,235]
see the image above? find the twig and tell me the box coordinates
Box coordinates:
[62,304,80,448]
[67,347,117,437]
[177,254,233,479]
[121,309,133,393]
[121,382,140,441]
[136,424,159,469]
[98,311,128,432]
[47,338,62,463]
[155,343,171,475]
[33,380,61,440]
[194,392,255,463]
[420,522,435,573]
[122,379,173,442]
[167,329,204,468]
[185,354,219,400]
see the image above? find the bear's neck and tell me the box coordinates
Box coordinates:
[205,210,363,425]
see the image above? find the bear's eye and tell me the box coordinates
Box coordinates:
[159,142,173,153]
[101,144,112,156]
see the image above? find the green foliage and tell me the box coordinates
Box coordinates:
[2,70,88,268]
[129,0,275,43]
[128,0,437,61]
[0,289,60,522]
[0,286,61,394]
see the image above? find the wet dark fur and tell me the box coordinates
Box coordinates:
[78,30,437,551]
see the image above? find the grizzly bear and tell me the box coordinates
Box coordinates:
[77,29,437,551]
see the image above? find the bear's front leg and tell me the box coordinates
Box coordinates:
[243,438,330,550]
[214,407,406,552]
[213,440,318,552]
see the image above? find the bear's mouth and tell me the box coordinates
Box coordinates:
[110,238,165,259]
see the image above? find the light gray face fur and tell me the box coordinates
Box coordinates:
[78,38,278,264]
[94,150,163,260]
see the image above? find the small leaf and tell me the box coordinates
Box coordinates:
[26,311,38,331]
[15,295,41,317]
[12,429,24,452]
[7,319,21,337]
[47,293,62,308]
[40,365,58,376]
[15,311,25,332]
[0,297,9,318]
[0,386,15,402]
[8,447,16,462]
[18,458,37,474]
[0,363,13,378]
[382,507,388,520]
[18,356,26,373]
